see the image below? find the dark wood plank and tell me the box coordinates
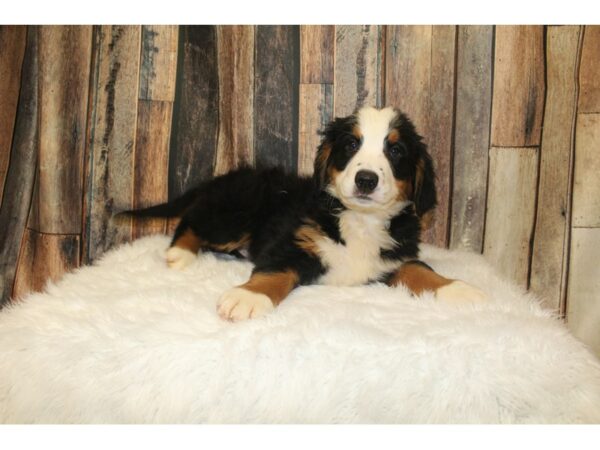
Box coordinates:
[450,25,493,252]
[0,27,39,306]
[334,25,383,116]
[578,26,600,113]
[530,26,582,313]
[139,25,178,102]
[0,26,27,205]
[300,25,334,84]
[491,26,545,147]
[214,25,254,176]
[298,83,333,175]
[83,26,141,263]
[254,25,300,171]
[169,25,219,198]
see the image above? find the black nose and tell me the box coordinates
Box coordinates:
[355,170,379,194]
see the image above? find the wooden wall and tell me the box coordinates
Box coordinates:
[1,25,599,356]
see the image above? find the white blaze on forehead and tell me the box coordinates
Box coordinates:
[356,106,397,151]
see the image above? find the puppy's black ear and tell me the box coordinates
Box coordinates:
[413,144,437,219]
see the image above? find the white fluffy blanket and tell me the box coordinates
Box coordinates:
[1,235,599,424]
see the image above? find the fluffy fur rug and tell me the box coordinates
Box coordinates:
[1,235,599,424]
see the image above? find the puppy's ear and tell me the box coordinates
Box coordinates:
[313,139,332,189]
[413,144,437,219]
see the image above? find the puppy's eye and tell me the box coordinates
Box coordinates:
[345,139,358,152]
[388,143,408,158]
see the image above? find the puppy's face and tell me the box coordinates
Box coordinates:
[314,106,436,218]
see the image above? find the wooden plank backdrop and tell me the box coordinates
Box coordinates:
[1,25,599,357]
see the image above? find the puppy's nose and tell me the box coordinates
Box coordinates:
[355,170,379,194]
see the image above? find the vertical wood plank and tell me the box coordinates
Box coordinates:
[83,26,141,263]
[132,100,171,238]
[449,25,493,253]
[33,26,92,234]
[168,26,219,198]
[334,25,383,117]
[254,25,300,172]
[139,25,178,102]
[214,25,254,176]
[530,26,582,312]
[567,228,600,358]
[0,26,38,306]
[491,26,545,147]
[298,83,333,175]
[385,25,456,247]
[572,114,600,228]
[483,147,538,288]
[0,26,27,204]
[578,26,600,113]
[300,25,334,84]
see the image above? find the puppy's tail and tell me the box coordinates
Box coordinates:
[116,188,200,219]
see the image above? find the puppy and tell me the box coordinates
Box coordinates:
[124,106,486,321]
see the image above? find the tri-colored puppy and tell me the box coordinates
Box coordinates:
[125,106,486,321]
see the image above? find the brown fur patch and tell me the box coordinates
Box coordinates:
[387,262,452,296]
[172,228,201,253]
[395,179,412,201]
[414,157,426,205]
[241,270,300,305]
[387,129,400,144]
[294,220,324,256]
[352,124,363,140]
[208,233,251,253]
[420,211,434,231]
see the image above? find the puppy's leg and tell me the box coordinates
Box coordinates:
[217,270,299,322]
[386,260,487,305]
[166,224,201,270]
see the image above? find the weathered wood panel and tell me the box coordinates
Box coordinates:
[139,25,178,102]
[132,100,171,238]
[484,147,539,288]
[169,26,218,197]
[334,25,383,117]
[0,26,26,204]
[572,114,600,228]
[300,25,334,84]
[254,25,300,172]
[83,26,141,263]
[567,228,600,357]
[578,26,600,113]
[298,83,333,175]
[12,230,79,299]
[32,26,92,234]
[0,27,38,306]
[385,25,456,247]
[449,25,493,253]
[214,25,254,176]
[491,26,545,147]
[530,26,582,312]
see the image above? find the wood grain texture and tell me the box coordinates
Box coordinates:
[31,26,92,234]
[214,25,254,176]
[139,25,178,102]
[530,26,582,312]
[334,25,383,117]
[169,26,218,198]
[0,27,38,306]
[491,26,545,147]
[84,26,141,263]
[298,83,333,175]
[0,26,26,205]
[567,228,600,358]
[578,26,600,113]
[483,147,538,288]
[572,114,600,228]
[12,230,79,299]
[300,25,334,84]
[132,100,171,238]
[449,25,493,253]
[254,25,300,172]
[385,25,456,247]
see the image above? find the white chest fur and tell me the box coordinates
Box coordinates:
[316,210,402,286]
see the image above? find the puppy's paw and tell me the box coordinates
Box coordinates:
[217,287,274,322]
[436,280,488,305]
[166,246,196,270]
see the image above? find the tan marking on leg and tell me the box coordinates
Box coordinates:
[241,270,300,306]
[294,220,324,256]
[208,233,251,253]
[387,262,452,296]
[172,228,201,253]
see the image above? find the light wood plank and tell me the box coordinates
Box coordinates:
[491,26,545,147]
[572,114,600,228]
[139,25,178,102]
[483,147,538,288]
[530,26,582,312]
[334,25,383,116]
[450,25,493,253]
[578,26,600,113]
[298,83,333,175]
[214,25,254,176]
[300,25,334,84]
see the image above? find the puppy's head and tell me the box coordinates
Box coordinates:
[314,106,436,219]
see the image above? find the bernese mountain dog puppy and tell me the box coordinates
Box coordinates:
[125,106,486,321]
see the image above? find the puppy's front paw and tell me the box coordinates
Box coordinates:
[217,287,274,322]
[166,246,196,270]
[436,280,488,305]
